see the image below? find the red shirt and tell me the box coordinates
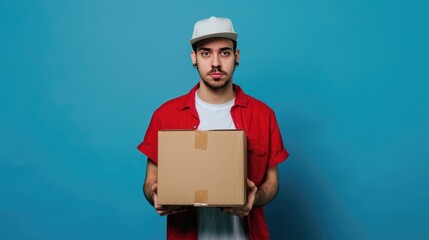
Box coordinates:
[138,83,289,240]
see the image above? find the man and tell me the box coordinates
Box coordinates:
[138,16,289,239]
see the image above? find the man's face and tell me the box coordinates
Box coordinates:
[191,38,240,91]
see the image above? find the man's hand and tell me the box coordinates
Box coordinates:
[220,179,257,217]
[151,183,188,216]
[144,160,187,216]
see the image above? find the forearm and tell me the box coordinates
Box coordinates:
[143,179,156,206]
[253,180,278,207]
[143,159,158,206]
[253,166,279,207]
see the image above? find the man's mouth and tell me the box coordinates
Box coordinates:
[209,68,226,78]
[210,72,224,78]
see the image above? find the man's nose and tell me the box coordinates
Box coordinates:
[211,55,220,68]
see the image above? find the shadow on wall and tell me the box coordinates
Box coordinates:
[265,137,325,239]
[264,111,363,240]
[266,178,323,239]
[0,160,162,240]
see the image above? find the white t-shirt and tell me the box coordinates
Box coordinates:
[195,92,249,240]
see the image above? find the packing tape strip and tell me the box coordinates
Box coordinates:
[194,131,208,150]
[194,190,208,207]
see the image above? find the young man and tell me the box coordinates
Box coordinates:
[138,16,289,240]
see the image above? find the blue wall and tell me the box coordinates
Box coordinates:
[1,0,428,239]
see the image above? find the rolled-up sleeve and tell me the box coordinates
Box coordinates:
[137,110,162,165]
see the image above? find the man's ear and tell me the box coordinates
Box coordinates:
[191,51,197,66]
[235,49,240,63]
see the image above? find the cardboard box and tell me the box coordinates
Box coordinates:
[157,130,247,206]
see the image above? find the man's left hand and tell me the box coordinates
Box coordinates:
[220,179,257,217]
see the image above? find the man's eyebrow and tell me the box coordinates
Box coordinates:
[220,47,233,51]
[197,47,233,52]
[197,47,212,52]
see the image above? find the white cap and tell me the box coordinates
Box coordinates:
[190,16,238,45]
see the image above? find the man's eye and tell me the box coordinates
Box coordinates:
[201,51,210,57]
[221,51,231,56]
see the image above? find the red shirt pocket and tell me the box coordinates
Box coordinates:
[247,140,269,186]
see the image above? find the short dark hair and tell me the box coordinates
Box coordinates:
[192,40,237,53]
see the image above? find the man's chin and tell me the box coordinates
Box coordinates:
[201,78,231,90]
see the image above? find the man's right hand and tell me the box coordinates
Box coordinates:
[152,183,188,216]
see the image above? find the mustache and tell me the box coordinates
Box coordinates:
[206,67,227,75]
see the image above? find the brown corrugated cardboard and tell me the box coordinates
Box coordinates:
[157,130,247,206]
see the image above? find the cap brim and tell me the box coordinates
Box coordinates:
[190,32,238,45]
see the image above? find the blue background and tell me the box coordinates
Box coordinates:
[1,0,428,239]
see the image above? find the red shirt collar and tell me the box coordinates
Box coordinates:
[177,83,249,111]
